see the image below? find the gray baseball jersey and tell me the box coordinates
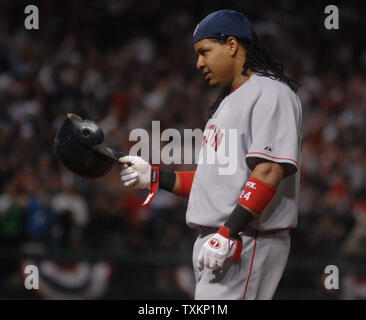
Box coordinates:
[186,73,302,231]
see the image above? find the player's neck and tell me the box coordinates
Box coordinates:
[231,70,254,92]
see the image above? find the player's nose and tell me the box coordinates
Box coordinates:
[196,55,205,71]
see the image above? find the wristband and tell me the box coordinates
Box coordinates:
[144,169,195,201]
[176,171,195,198]
[142,166,159,206]
[217,225,243,262]
[237,177,276,214]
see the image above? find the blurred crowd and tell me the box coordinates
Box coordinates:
[0,0,366,298]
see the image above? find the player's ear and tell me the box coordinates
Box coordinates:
[226,36,240,57]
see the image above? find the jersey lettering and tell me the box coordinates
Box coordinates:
[201,125,224,151]
[246,182,256,189]
[242,191,251,201]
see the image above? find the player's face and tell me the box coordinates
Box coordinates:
[194,39,236,88]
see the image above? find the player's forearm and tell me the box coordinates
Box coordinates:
[250,161,284,188]
[224,162,284,237]
[172,172,180,193]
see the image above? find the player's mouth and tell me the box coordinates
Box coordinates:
[204,72,212,80]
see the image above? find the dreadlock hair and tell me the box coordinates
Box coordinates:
[241,33,299,92]
[207,33,299,119]
[207,85,231,119]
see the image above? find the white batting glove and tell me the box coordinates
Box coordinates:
[119,155,151,190]
[197,226,242,271]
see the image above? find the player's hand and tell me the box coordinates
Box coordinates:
[119,155,151,190]
[197,226,242,271]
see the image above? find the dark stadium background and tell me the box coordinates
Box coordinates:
[0,0,365,299]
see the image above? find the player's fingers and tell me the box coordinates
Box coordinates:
[207,256,214,269]
[121,171,138,182]
[204,253,211,269]
[124,178,138,187]
[119,155,138,165]
[209,257,219,270]
[121,176,138,185]
[216,259,224,270]
[120,166,135,176]
[209,256,219,270]
[118,163,129,171]
[197,250,204,271]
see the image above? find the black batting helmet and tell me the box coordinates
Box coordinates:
[53,113,126,179]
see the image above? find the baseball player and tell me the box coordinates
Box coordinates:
[119,10,302,300]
